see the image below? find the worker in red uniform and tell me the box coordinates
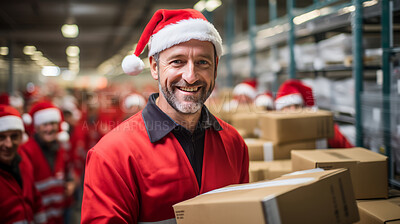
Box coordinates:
[20,101,78,224]
[275,79,353,148]
[0,105,47,224]
[81,9,249,224]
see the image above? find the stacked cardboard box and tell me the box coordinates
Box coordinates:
[259,109,334,143]
[291,147,388,199]
[356,197,400,223]
[249,160,292,183]
[232,113,262,138]
[174,168,359,224]
[245,138,318,161]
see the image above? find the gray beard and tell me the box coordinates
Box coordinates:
[158,72,213,114]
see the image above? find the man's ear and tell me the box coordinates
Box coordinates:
[149,56,158,80]
[214,57,219,80]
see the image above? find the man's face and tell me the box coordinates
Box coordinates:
[35,122,59,143]
[0,130,22,165]
[150,39,218,114]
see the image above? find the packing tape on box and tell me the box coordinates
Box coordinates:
[263,195,281,224]
[203,177,316,195]
[284,168,325,176]
[263,142,274,161]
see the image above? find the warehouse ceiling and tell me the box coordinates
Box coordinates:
[0,0,316,75]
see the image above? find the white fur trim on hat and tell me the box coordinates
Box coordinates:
[275,93,304,111]
[148,18,223,57]
[233,83,257,100]
[255,95,274,109]
[0,115,25,132]
[33,108,61,126]
[122,54,145,76]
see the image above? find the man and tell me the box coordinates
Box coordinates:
[81,9,249,224]
[20,101,77,224]
[0,105,47,224]
[275,79,353,148]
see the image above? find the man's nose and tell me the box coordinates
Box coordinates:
[182,61,198,85]
[4,136,13,148]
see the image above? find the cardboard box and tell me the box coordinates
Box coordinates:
[291,147,388,199]
[259,109,334,143]
[249,161,269,183]
[245,138,320,161]
[174,168,359,224]
[232,113,261,138]
[249,160,292,182]
[356,197,400,223]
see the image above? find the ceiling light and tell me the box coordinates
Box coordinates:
[42,66,60,76]
[205,0,221,12]
[61,24,79,38]
[0,47,9,56]
[31,51,43,61]
[66,46,80,57]
[23,46,36,55]
[67,56,79,63]
[194,0,206,11]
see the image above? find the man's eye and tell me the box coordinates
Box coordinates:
[198,60,209,65]
[172,60,182,64]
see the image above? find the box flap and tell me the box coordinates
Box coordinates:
[328,148,388,162]
[292,149,358,163]
[357,199,400,222]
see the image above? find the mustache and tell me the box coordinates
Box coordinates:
[172,80,205,88]
[43,130,58,135]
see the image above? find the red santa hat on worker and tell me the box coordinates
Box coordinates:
[29,101,69,141]
[233,79,258,100]
[275,79,315,111]
[122,8,223,76]
[254,91,274,110]
[0,105,25,133]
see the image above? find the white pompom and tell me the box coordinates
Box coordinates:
[22,113,32,125]
[57,131,70,142]
[61,121,70,132]
[122,55,145,76]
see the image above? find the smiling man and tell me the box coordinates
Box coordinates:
[0,105,47,224]
[20,101,77,224]
[81,9,249,224]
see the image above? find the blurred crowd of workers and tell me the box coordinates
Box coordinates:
[0,78,353,224]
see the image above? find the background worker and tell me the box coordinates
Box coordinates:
[0,104,47,224]
[275,79,353,148]
[20,101,78,224]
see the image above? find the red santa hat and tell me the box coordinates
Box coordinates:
[122,8,223,76]
[123,93,146,110]
[29,101,62,127]
[255,92,274,109]
[275,79,314,110]
[29,101,70,141]
[0,105,25,132]
[0,93,10,105]
[233,79,258,100]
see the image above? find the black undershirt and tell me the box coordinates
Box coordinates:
[0,154,23,188]
[142,93,222,188]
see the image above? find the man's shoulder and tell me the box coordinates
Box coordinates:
[211,116,244,143]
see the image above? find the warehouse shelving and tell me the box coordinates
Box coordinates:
[221,0,400,188]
